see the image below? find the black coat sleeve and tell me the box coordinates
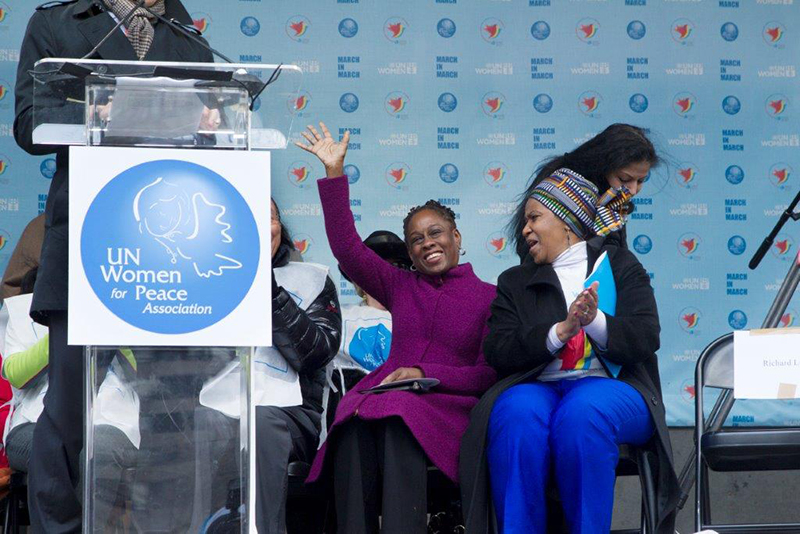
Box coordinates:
[271,276,342,375]
[14,10,60,156]
[602,249,660,366]
[483,271,555,376]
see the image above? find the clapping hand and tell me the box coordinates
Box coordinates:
[294,122,350,178]
[556,282,599,342]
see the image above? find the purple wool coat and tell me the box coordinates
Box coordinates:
[307,176,497,483]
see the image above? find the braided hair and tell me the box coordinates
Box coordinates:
[402,200,457,242]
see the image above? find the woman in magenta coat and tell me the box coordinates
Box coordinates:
[297,123,496,533]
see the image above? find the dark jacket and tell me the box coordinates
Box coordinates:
[14,0,214,323]
[460,239,679,534]
[0,214,44,302]
[272,244,342,416]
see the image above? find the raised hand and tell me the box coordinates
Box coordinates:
[294,122,351,178]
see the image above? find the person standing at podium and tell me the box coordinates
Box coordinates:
[14,1,213,531]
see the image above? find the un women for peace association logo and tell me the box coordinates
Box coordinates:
[81,160,260,335]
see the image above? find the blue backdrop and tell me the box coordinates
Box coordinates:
[0,0,798,426]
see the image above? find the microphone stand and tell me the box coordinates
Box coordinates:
[137,3,283,111]
[748,187,800,270]
[676,189,800,510]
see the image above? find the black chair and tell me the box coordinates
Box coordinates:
[287,460,466,534]
[610,444,658,534]
[286,460,332,534]
[3,472,29,534]
[695,333,800,533]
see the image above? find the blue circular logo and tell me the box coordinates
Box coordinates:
[531,20,551,41]
[338,18,358,38]
[439,164,459,184]
[627,20,646,40]
[344,164,360,184]
[40,158,56,180]
[722,96,741,115]
[81,160,260,334]
[339,93,359,113]
[725,165,745,185]
[633,234,653,255]
[240,16,261,37]
[533,93,553,113]
[728,310,748,330]
[437,18,456,38]
[728,235,747,255]
[721,22,739,42]
[438,92,458,113]
[629,93,649,113]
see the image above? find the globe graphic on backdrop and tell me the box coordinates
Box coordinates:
[344,164,360,184]
[437,18,456,38]
[40,158,57,179]
[627,21,646,40]
[338,18,358,38]
[339,93,359,113]
[439,164,459,184]
[633,235,653,254]
[438,92,458,112]
[725,165,745,184]
[629,94,649,113]
[722,96,741,115]
[533,94,553,113]
[728,310,748,330]
[240,17,260,36]
[728,236,747,255]
[720,22,739,42]
[530,21,551,40]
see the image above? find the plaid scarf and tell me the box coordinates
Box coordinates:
[530,168,630,238]
[103,0,166,60]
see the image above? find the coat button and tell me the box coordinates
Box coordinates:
[650,396,659,406]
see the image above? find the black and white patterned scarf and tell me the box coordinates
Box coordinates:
[103,0,166,60]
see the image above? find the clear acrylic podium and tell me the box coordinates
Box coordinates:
[31,59,302,533]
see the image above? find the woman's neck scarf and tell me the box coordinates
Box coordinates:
[103,0,167,60]
[530,168,632,238]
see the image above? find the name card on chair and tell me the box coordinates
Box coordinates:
[734,329,800,399]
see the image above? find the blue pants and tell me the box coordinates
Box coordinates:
[487,377,654,534]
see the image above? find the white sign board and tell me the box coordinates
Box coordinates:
[69,146,272,346]
[734,329,800,399]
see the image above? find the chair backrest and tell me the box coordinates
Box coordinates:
[698,333,734,390]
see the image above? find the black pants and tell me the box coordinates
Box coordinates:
[193,405,320,533]
[8,422,136,531]
[332,417,428,534]
[28,311,83,534]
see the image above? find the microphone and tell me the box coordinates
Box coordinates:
[80,0,146,61]
[749,187,800,270]
[137,4,235,64]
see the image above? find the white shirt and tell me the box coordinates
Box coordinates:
[539,242,609,381]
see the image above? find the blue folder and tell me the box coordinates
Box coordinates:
[584,251,622,378]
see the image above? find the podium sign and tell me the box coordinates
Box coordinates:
[68,146,272,347]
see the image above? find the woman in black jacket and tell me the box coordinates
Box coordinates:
[460,169,678,533]
[14,1,216,529]
[193,198,342,533]
[510,124,658,260]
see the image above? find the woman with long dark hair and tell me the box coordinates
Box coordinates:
[511,124,659,260]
